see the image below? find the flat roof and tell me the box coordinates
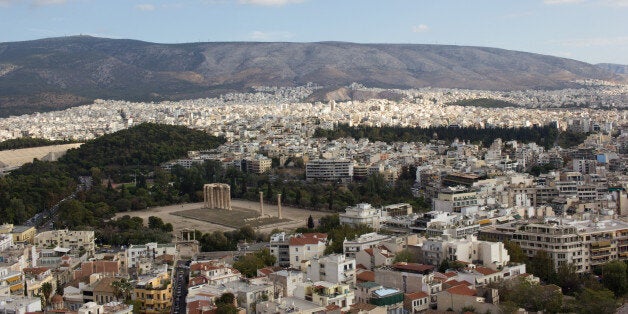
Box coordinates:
[373,288,401,297]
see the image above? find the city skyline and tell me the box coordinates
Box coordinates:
[0,0,627,64]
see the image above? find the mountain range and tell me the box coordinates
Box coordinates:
[0,36,624,117]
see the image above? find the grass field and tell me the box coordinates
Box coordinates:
[171,207,292,229]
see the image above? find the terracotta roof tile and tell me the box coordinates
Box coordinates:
[404,292,429,300]
[392,262,434,273]
[475,266,498,276]
[446,284,477,296]
[356,270,375,282]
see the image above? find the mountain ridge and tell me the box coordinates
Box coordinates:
[0,36,623,117]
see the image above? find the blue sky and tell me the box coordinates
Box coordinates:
[1,0,627,64]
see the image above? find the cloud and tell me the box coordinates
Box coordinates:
[543,0,585,4]
[599,0,628,6]
[249,30,294,41]
[135,3,156,11]
[0,0,74,7]
[239,0,304,6]
[0,0,15,7]
[412,24,429,33]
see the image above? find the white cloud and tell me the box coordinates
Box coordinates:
[249,30,293,41]
[412,24,429,33]
[543,0,585,4]
[135,4,156,11]
[239,0,304,6]
[0,0,15,7]
[599,0,628,6]
[0,0,75,7]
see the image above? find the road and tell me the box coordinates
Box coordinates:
[25,176,92,230]
[171,260,190,314]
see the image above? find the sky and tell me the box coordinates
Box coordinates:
[0,0,627,64]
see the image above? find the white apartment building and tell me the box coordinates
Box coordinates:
[34,229,95,257]
[189,261,241,285]
[0,234,13,252]
[306,254,356,286]
[305,159,353,181]
[125,243,176,268]
[339,203,386,231]
[419,236,510,269]
[294,281,355,311]
[269,233,327,269]
[243,155,272,174]
[343,233,393,258]
[355,246,395,270]
[0,296,42,314]
[479,219,628,273]
[433,186,478,213]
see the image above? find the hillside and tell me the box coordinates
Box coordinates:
[0,36,622,116]
[597,63,628,74]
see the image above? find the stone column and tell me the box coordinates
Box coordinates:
[277,194,282,219]
[227,185,231,210]
[204,185,207,208]
[209,185,214,208]
[259,191,264,216]
[218,187,224,209]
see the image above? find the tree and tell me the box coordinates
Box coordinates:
[504,240,526,264]
[393,249,417,263]
[233,248,276,277]
[506,280,562,312]
[527,250,556,283]
[55,279,63,296]
[573,288,618,314]
[216,303,238,314]
[307,215,315,229]
[238,226,255,242]
[111,278,134,302]
[438,259,450,273]
[601,260,627,297]
[555,263,582,295]
[41,282,52,307]
[216,292,235,306]
[148,216,165,230]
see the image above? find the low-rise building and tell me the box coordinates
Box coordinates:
[125,243,177,268]
[294,281,354,311]
[436,284,499,313]
[35,229,96,257]
[403,292,429,314]
[22,267,54,298]
[343,233,393,258]
[340,203,386,231]
[133,272,172,314]
[6,225,36,244]
[0,295,42,314]
[306,254,356,286]
[269,233,327,269]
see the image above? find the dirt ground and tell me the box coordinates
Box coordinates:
[114,199,329,235]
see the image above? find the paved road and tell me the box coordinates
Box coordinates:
[172,260,190,314]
